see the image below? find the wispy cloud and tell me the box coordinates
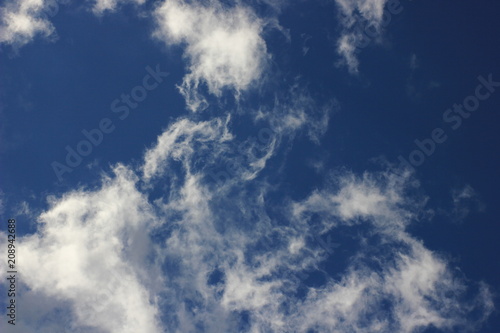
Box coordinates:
[142,116,232,180]
[289,170,493,332]
[334,0,403,74]
[449,184,484,222]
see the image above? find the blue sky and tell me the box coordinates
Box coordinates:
[1,0,500,332]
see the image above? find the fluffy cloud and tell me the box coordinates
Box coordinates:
[0,0,55,47]
[153,0,270,111]
[1,165,163,333]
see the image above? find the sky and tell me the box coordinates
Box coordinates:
[0,0,500,332]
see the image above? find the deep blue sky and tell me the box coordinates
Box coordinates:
[1,0,500,332]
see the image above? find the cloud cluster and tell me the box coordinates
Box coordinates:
[1,120,494,333]
[0,0,147,48]
[0,0,495,332]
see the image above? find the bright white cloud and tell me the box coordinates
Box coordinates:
[1,165,163,333]
[153,0,269,111]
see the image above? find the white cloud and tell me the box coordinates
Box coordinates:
[142,117,232,180]
[140,122,494,332]
[1,135,493,333]
[336,0,386,24]
[1,165,163,333]
[287,171,493,332]
[289,239,491,333]
[337,33,361,74]
[334,0,391,73]
[90,0,145,15]
[292,170,412,233]
[0,0,55,47]
[153,0,270,111]
[0,0,147,47]
[141,114,281,186]
[452,184,476,204]
[254,82,333,144]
